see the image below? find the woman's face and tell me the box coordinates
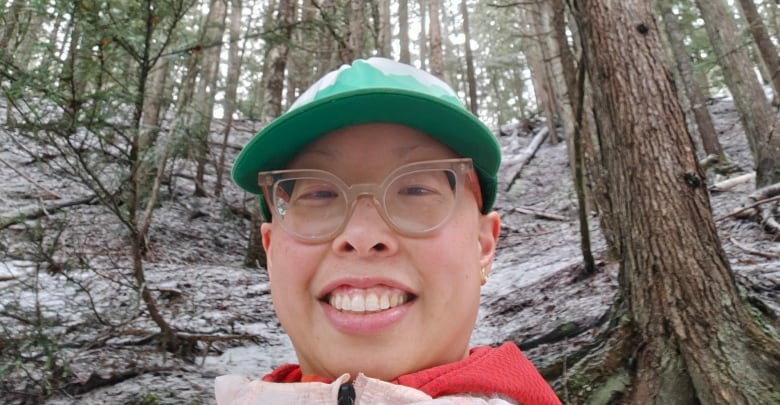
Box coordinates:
[261,123,501,381]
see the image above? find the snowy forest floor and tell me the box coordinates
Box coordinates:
[1,95,778,404]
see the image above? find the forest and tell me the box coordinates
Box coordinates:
[1,0,779,404]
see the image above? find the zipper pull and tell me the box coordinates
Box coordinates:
[337,382,355,405]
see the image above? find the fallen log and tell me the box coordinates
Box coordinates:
[0,195,97,230]
[709,172,755,193]
[503,127,549,192]
[509,206,570,222]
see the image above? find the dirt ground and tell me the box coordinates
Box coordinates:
[0,95,778,404]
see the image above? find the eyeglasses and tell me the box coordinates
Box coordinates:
[257,158,482,242]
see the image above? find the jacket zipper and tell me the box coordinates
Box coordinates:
[337,382,355,405]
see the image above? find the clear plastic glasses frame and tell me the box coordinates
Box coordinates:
[257,158,482,242]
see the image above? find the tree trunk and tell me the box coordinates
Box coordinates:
[0,0,25,50]
[244,205,267,268]
[192,0,227,196]
[1,0,27,128]
[694,0,780,187]
[572,0,780,403]
[216,0,245,197]
[519,4,557,144]
[550,0,595,276]
[419,0,428,70]
[398,0,410,63]
[737,0,780,104]
[251,0,296,268]
[428,0,443,78]
[345,0,365,62]
[140,58,170,151]
[657,0,723,163]
[460,0,477,114]
[261,0,295,122]
[376,0,392,58]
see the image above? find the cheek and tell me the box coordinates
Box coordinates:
[266,227,319,293]
[424,212,482,279]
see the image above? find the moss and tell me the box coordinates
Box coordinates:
[586,370,629,405]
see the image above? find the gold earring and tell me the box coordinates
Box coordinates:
[480,267,489,286]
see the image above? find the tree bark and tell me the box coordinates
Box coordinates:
[192,0,227,196]
[261,0,295,121]
[694,0,780,188]
[398,0,410,63]
[419,0,428,70]
[460,0,477,114]
[737,0,780,105]
[428,0,443,78]
[216,0,245,196]
[376,0,392,58]
[573,0,780,403]
[518,4,558,144]
[657,0,723,162]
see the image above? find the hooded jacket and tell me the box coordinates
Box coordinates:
[215,343,561,405]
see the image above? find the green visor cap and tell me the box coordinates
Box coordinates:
[231,57,501,216]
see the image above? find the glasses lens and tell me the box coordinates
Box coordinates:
[384,168,458,233]
[272,176,347,239]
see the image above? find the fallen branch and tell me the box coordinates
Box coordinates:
[503,127,549,191]
[0,195,97,230]
[714,195,780,222]
[709,172,755,193]
[750,181,780,201]
[509,206,570,221]
[728,237,780,259]
[758,205,780,234]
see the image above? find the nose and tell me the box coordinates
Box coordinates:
[331,196,399,256]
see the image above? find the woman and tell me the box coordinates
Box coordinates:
[219,58,560,404]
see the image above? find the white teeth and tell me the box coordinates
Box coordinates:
[365,294,379,311]
[350,295,364,312]
[329,291,408,313]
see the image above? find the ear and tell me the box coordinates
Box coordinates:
[477,211,501,274]
[261,222,273,278]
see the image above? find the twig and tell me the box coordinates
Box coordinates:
[509,206,570,221]
[714,195,780,222]
[0,195,97,229]
[728,237,780,259]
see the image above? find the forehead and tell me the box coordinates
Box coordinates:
[288,123,459,169]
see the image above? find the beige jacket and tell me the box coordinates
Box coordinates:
[215,373,516,405]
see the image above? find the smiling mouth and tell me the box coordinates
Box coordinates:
[324,287,415,313]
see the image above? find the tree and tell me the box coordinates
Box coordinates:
[375,0,392,58]
[191,0,227,197]
[567,0,780,402]
[418,0,428,70]
[657,0,723,164]
[694,0,780,187]
[460,0,477,114]
[736,0,780,105]
[518,2,559,144]
[215,0,246,196]
[428,0,443,78]
[398,0,411,63]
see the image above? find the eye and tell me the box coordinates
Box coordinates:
[300,189,339,200]
[399,186,436,196]
[289,180,341,206]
